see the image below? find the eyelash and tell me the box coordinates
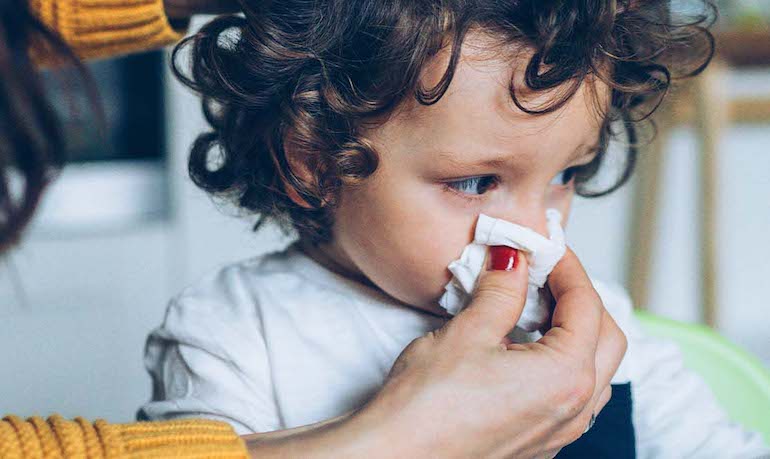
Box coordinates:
[443,166,582,202]
[443,176,499,200]
[551,166,579,186]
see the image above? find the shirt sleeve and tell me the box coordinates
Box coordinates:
[594,282,770,459]
[138,268,282,434]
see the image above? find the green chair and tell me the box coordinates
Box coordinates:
[635,310,770,445]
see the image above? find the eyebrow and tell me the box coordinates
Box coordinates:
[434,140,601,169]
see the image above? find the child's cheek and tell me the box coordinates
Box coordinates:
[414,213,479,303]
[547,183,575,223]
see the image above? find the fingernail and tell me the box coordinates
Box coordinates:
[488,246,518,271]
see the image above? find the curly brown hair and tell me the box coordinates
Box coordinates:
[0,0,93,252]
[174,0,715,243]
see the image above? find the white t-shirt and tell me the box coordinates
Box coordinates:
[139,244,769,458]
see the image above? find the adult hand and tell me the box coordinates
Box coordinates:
[357,247,627,458]
[163,0,240,21]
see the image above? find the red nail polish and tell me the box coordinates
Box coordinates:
[488,246,518,271]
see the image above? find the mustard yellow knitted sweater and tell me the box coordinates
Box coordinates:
[0,415,248,458]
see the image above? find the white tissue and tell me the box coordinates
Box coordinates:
[438,209,567,332]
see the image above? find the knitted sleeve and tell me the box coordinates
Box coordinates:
[28,0,185,61]
[0,415,248,458]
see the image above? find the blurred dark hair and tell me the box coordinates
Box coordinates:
[0,0,90,251]
[175,0,715,243]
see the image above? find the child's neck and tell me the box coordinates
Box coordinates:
[298,239,373,288]
[297,239,452,320]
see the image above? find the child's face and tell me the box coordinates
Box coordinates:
[322,33,606,314]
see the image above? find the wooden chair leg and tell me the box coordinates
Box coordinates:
[692,60,728,328]
[628,111,669,312]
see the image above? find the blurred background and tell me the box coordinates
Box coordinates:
[1,2,769,423]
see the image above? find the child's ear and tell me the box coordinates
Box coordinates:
[281,131,319,209]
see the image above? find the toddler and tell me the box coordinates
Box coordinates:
[140,1,769,457]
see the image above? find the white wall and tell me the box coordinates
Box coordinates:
[0,224,172,421]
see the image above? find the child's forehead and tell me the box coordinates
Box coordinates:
[382,34,607,159]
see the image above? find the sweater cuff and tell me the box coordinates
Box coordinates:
[30,0,186,61]
[2,415,248,458]
[114,418,249,458]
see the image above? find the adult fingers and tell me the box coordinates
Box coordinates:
[447,246,529,344]
[596,384,612,413]
[594,310,628,394]
[580,384,613,438]
[542,248,603,354]
[562,311,626,444]
[165,0,240,18]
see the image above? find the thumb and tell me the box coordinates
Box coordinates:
[450,246,530,344]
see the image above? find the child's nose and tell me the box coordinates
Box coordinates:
[491,203,550,239]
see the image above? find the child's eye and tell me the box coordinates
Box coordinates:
[549,167,577,186]
[445,176,497,195]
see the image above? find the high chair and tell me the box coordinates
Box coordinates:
[635,310,770,445]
